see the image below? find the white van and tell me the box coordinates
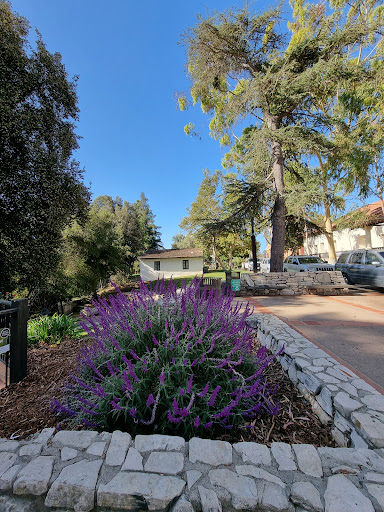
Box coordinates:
[242,258,253,271]
[259,258,270,273]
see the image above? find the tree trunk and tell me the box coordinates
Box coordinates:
[323,202,337,264]
[266,115,286,272]
[228,244,233,269]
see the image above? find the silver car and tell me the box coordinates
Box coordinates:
[283,255,334,272]
[335,249,384,286]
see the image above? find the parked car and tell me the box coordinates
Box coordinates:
[259,258,271,273]
[283,255,334,272]
[335,249,384,286]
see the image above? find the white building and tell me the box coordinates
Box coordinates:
[138,248,204,281]
[305,201,384,259]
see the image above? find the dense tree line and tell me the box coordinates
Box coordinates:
[0,2,161,301]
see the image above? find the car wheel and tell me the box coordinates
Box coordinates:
[342,272,353,284]
[283,268,287,272]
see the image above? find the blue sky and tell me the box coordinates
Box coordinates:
[11,0,265,249]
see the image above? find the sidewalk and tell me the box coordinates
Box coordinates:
[240,293,384,392]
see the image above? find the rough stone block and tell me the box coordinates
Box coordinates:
[271,442,297,471]
[61,447,78,461]
[324,474,374,512]
[144,452,184,475]
[233,442,271,466]
[316,387,333,417]
[236,465,285,488]
[53,431,98,450]
[334,392,363,418]
[121,447,144,472]
[135,434,185,453]
[0,495,35,512]
[105,430,131,467]
[208,469,258,510]
[86,442,106,457]
[0,441,19,453]
[171,494,195,512]
[45,459,102,512]
[97,471,186,510]
[291,481,323,512]
[0,452,18,478]
[351,412,384,448]
[13,456,55,495]
[19,444,43,457]
[297,371,321,394]
[361,394,384,412]
[259,481,290,512]
[198,486,222,512]
[292,444,323,477]
[33,427,56,445]
[189,438,232,466]
[186,470,202,490]
[0,464,21,491]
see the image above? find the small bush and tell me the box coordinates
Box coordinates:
[53,278,279,438]
[28,313,82,346]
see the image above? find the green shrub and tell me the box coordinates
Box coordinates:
[28,313,82,346]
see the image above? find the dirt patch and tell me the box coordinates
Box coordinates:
[0,338,335,446]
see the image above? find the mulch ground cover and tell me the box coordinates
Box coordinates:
[0,337,335,447]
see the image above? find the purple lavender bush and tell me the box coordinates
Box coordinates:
[52,277,279,439]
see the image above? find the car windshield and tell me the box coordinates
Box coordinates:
[379,252,384,260]
[297,257,325,264]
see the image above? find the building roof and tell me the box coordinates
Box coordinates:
[139,248,203,260]
[335,200,384,229]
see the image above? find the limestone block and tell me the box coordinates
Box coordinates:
[316,387,333,417]
[350,429,369,449]
[61,447,78,461]
[121,447,144,472]
[366,473,384,483]
[186,470,202,490]
[334,392,363,418]
[0,452,18,478]
[292,444,323,477]
[135,434,185,453]
[291,481,323,512]
[97,471,186,511]
[236,465,285,488]
[0,441,19,453]
[0,464,21,491]
[45,459,102,512]
[105,430,131,467]
[19,444,43,457]
[198,486,222,512]
[0,495,35,512]
[318,447,384,473]
[326,367,349,382]
[324,474,374,512]
[144,452,184,475]
[366,484,384,511]
[259,481,291,512]
[189,438,232,466]
[208,469,258,510]
[33,427,56,445]
[171,494,195,512]
[361,394,384,412]
[86,442,106,457]
[53,430,99,450]
[271,443,297,471]
[297,371,321,394]
[351,412,384,448]
[13,456,55,495]
[233,442,271,465]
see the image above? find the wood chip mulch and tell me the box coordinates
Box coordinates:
[0,337,335,446]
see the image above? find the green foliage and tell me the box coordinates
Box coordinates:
[27,313,82,346]
[0,1,90,293]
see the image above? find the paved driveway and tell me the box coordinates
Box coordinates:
[245,288,384,391]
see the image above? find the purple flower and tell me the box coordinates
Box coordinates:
[159,372,165,385]
[167,411,183,424]
[146,394,155,407]
[186,375,193,393]
[152,335,159,346]
[193,416,200,428]
[129,407,137,417]
[208,386,221,406]
[199,381,210,397]
[179,388,185,396]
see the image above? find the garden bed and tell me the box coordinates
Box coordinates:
[0,336,335,446]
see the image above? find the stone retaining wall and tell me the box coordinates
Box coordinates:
[1,429,384,511]
[1,313,384,511]
[241,271,350,296]
[247,314,384,449]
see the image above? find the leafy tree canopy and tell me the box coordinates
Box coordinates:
[0,1,90,292]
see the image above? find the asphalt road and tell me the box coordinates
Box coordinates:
[246,287,384,391]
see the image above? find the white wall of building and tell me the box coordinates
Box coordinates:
[139,257,203,281]
[306,224,384,259]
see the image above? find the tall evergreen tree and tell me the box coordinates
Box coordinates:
[0,1,90,291]
[181,1,382,269]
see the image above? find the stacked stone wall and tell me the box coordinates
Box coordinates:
[241,271,350,296]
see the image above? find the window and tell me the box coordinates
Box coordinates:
[154,261,160,271]
[365,252,381,265]
[182,260,189,270]
[349,252,363,264]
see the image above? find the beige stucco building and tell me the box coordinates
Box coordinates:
[138,249,204,281]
